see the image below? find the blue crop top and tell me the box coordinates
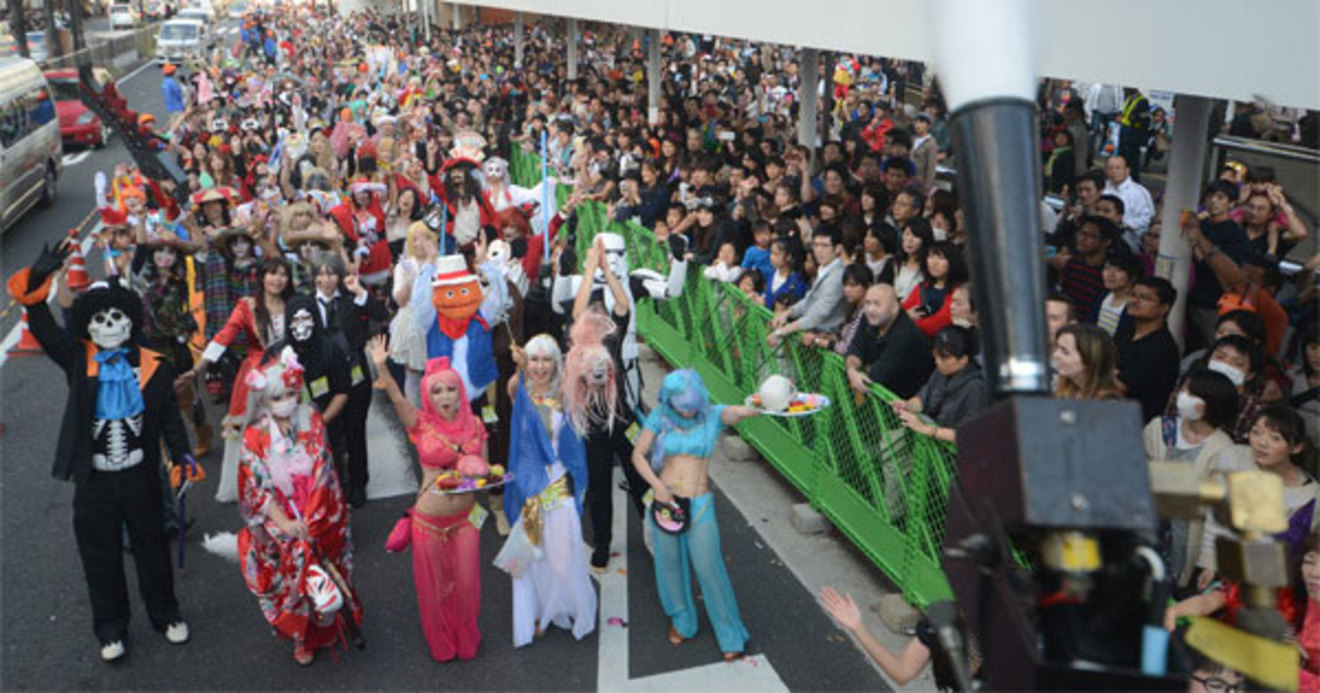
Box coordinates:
[643,404,726,460]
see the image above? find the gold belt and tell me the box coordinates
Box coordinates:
[521,475,573,547]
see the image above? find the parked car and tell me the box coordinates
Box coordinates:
[109,4,138,29]
[155,18,208,63]
[0,57,62,233]
[44,68,111,148]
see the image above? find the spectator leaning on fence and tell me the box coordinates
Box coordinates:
[767,226,848,348]
[892,325,991,444]
[845,284,933,400]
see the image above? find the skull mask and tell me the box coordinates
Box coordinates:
[89,308,132,350]
[290,307,315,343]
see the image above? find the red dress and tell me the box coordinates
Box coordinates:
[205,297,278,426]
[237,411,361,650]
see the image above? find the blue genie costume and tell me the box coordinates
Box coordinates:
[642,369,748,655]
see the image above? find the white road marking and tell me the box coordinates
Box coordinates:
[61,151,91,167]
[596,474,788,691]
[120,59,157,84]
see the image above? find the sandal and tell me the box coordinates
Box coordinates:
[723,651,744,662]
[293,642,315,666]
[667,624,684,646]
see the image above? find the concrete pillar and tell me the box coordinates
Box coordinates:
[647,28,661,125]
[451,2,461,30]
[422,0,431,40]
[566,18,579,80]
[797,48,820,154]
[513,11,524,67]
[1155,94,1213,348]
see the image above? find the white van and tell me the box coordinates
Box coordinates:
[109,4,138,30]
[156,19,209,63]
[0,57,62,233]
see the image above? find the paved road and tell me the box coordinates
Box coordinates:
[0,31,891,688]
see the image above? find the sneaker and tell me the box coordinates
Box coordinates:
[590,546,610,573]
[100,640,126,662]
[164,621,190,645]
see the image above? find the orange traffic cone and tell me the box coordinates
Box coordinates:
[9,308,42,356]
[66,242,91,294]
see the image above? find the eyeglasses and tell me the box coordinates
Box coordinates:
[1190,675,1241,693]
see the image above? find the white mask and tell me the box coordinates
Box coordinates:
[270,397,298,418]
[290,308,315,343]
[932,226,949,242]
[1207,359,1246,387]
[1175,392,1205,422]
[89,307,132,350]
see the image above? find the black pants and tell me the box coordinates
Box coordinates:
[74,462,181,643]
[342,381,373,495]
[585,422,649,551]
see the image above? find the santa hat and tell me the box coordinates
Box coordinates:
[431,254,475,288]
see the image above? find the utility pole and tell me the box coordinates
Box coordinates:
[8,0,30,58]
[45,0,61,59]
[69,0,90,81]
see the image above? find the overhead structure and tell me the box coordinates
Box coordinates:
[447,0,1319,109]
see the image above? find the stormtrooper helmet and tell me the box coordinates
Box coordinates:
[595,233,628,284]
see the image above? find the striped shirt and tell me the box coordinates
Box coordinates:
[1095,293,1126,335]
[1061,256,1105,318]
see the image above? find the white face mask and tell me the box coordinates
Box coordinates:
[290,309,315,343]
[932,226,949,242]
[1176,391,1205,422]
[270,396,298,418]
[89,307,132,350]
[1208,359,1246,387]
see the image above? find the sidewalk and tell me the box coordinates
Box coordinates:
[635,342,936,691]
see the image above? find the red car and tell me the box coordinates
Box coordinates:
[44,69,111,148]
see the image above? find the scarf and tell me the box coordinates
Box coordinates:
[93,348,145,420]
[414,356,485,447]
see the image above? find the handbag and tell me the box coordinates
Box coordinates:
[384,511,413,552]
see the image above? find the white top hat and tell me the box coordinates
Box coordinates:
[431,254,476,288]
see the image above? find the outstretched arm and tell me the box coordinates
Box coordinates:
[368,335,418,429]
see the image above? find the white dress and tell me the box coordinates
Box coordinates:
[509,412,598,648]
[389,258,429,372]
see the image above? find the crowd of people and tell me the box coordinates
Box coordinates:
[8,2,1320,687]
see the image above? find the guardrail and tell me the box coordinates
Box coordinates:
[40,24,157,73]
[510,148,959,608]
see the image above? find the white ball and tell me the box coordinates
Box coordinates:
[758,375,797,413]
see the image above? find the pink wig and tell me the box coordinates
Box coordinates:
[564,309,620,435]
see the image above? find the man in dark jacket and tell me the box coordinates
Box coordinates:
[845,284,933,399]
[8,245,194,663]
[1114,276,1182,421]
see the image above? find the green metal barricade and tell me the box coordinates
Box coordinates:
[509,148,959,608]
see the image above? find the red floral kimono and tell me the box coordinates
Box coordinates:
[237,410,361,650]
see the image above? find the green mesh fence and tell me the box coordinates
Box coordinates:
[510,148,959,608]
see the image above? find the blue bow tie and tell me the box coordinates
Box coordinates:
[94,348,145,420]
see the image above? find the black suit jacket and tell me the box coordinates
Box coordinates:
[27,301,192,484]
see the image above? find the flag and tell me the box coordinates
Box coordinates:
[503,377,587,520]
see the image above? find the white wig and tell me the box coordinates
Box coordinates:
[524,333,564,394]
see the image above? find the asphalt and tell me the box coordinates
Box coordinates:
[0,22,895,689]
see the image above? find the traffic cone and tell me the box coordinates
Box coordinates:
[9,308,42,356]
[66,243,91,294]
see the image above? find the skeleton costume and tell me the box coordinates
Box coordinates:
[8,256,192,662]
